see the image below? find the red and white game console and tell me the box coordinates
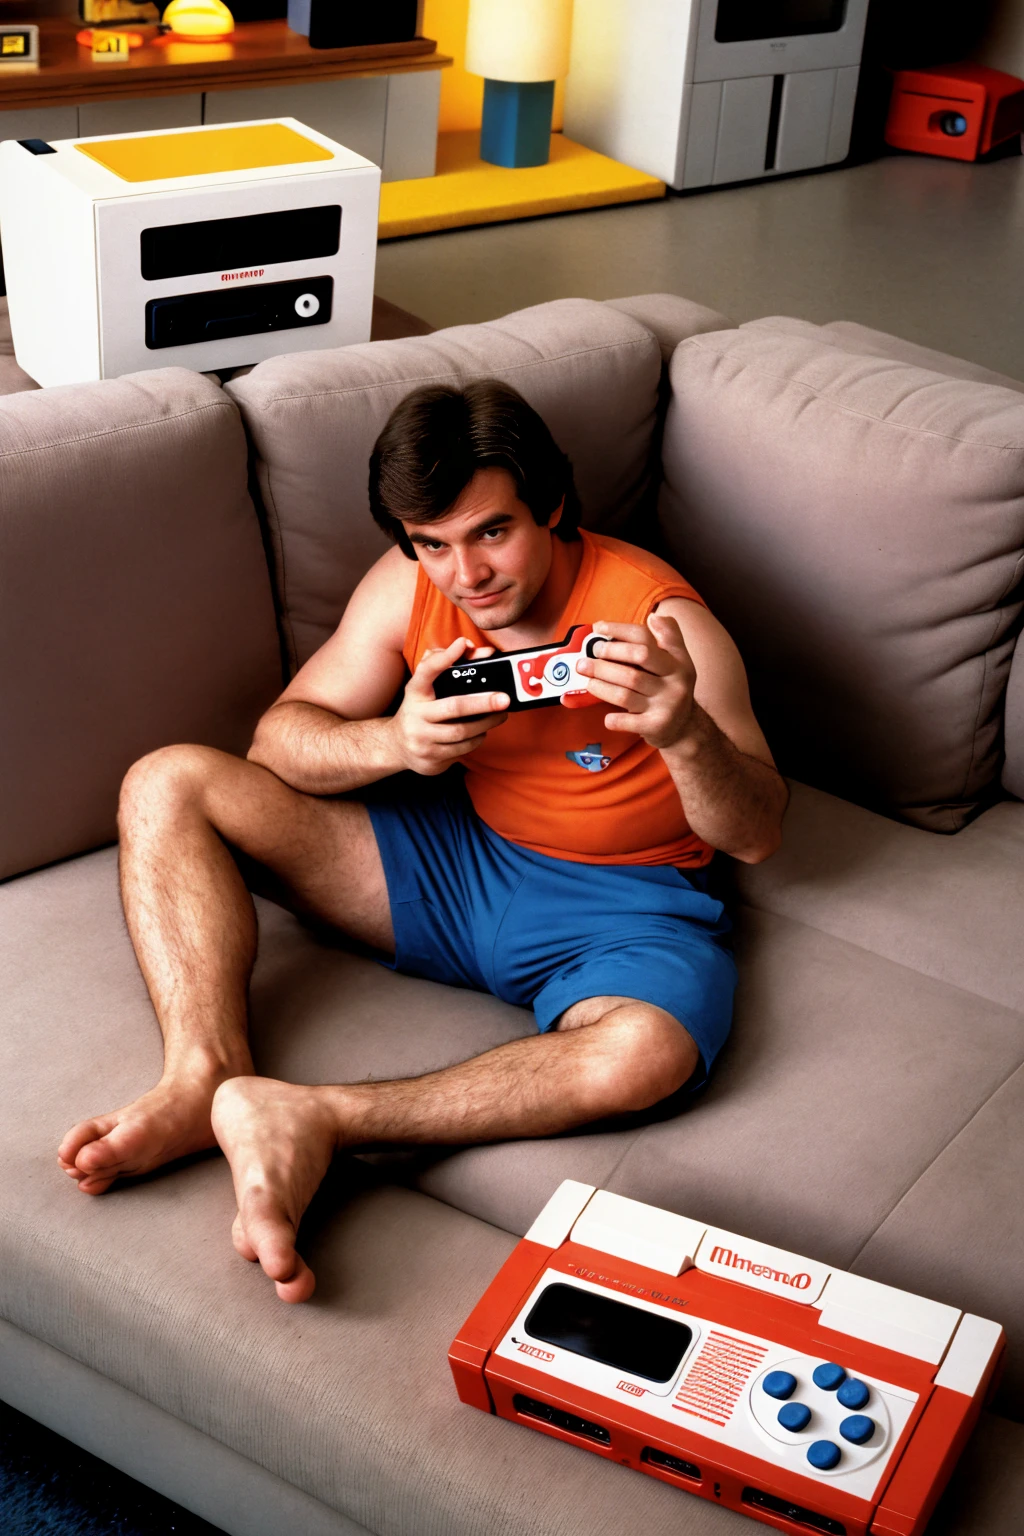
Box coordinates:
[432,625,602,712]
[450,1182,1005,1535]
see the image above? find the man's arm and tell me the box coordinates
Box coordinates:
[576,598,788,863]
[247,548,510,795]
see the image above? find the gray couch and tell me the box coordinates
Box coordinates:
[2,293,1023,1536]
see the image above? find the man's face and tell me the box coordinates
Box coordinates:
[401,467,561,631]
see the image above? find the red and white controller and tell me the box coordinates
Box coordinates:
[433,625,603,712]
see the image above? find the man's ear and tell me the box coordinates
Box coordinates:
[548,498,565,530]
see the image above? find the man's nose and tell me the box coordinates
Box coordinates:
[455,546,491,588]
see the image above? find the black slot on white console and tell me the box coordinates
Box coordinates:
[145,275,333,350]
[140,204,342,281]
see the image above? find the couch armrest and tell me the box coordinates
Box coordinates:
[603,293,733,362]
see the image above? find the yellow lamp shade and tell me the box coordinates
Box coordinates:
[163,0,235,39]
[465,0,573,83]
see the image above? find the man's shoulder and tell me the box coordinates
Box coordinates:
[587,530,697,594]
[343,544,419,648]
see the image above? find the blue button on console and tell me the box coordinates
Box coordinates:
[763,1371,797,1400]
[812,1362,847,1391]
[778,1402,812,1433]
[837,1378,870,1411]
[840,1415,875,1445]
[807,1440,841,1470]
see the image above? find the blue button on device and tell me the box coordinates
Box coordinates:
[813,1362,847,1391]
[807,1440,841,1470]
[840,1415,875,1445]
[837,1378,870,1410]
[778,1402,812,1432]
[763,1371,797,1400]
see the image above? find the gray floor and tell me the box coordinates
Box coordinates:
[376,150,1024,379]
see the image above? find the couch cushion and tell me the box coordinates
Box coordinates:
[0,369,282,880]
[225,298,663,672]
[658,326,1024,831]
[851,1065,1024,1423]
[3,848,1021,1530]
[735,781,1024,1014]
[744,315,1024,395]
[604,293,735,362]
[1005,641,1024,801]
[595,905,1024,1418]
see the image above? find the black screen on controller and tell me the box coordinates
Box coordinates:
[525,1283,692,1383]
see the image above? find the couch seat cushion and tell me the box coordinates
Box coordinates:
[4,845,1023,1423]
[735,781,1024,1013]
[657,324,1024,831]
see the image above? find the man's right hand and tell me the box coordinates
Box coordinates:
[392,637,510,777]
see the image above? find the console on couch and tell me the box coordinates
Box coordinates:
[1,294,1022,1536]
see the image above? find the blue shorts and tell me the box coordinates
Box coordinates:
[364,774,736,1086]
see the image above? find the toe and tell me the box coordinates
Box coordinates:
[58,1117,112,1166]
[240,1192,311,1294]
[232,1212,258,1262]
[276,1256,316,1305]
[76,1173,117,1195]
[75,1130,131,1177]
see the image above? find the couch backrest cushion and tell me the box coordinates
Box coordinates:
[1004,644,1024,800]
[745,315,1024,396]
[603,293,735,363]
[226,298,663,672]
[658,327,1024,832]
[0,369,282,881]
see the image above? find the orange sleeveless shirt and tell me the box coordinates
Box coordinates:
[402,529,714,868]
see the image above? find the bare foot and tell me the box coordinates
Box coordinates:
[57,1063,246,1195]
[211,1077,339,1304]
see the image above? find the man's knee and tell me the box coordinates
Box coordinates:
[118,744,236,833]
[581,1005,699,1117]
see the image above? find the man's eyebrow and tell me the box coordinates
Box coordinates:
[406,512,514,545]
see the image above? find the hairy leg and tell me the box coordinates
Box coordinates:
[212,999,698,1302]
[59,744,392,1194]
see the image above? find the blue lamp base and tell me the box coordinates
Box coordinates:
[480,79,556,168]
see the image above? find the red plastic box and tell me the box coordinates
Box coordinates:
[885,62,1024,162]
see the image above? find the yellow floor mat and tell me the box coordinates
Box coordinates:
[379,130,665,239]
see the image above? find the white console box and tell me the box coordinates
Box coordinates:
[564,0,870,191]
[0,117,379,386]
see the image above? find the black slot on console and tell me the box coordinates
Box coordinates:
[145,275,333,350]
[742,1486,846,1535]
[141,205,341,281]
[641,1446,701,1481]
[512,1394,611,1446]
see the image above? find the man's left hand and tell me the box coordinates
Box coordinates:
[575,615,697,750]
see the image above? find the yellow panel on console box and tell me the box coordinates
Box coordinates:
[76,122,334,183]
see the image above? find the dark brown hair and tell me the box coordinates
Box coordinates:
[368,380,582,558]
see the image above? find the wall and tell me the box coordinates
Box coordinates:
[971,0,1024,78]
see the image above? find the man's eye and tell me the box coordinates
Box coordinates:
[481,528,503,541]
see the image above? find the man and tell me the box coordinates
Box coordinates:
[58,381,787,1304]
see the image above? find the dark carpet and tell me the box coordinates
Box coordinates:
[0,1400,224,1536]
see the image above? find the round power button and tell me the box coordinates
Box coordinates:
[295,292,320,318]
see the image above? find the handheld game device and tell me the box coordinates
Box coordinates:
[433,625,602,712]
[450,1182,1005,1536]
